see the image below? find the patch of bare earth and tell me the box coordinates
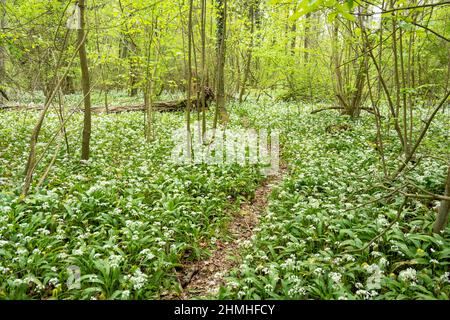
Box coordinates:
[168,164,287,300]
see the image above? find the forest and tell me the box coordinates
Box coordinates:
[0,0,449,301]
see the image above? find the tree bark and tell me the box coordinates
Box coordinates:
[433,164,450,233]
[238,0,257,103]
[214,0,228,127]
[144,22,155,141]
[129,40,138,97]
[78,0,92,161]
[200,0,207,138]
[21,31,87,196]
[186,0,194,160]
[0,0,6,105]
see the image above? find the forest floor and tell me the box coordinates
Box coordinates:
[0,95,449,300]
[175,164,288,299]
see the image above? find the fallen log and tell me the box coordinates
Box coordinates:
[1,87,215,114]
[100,87,215,113]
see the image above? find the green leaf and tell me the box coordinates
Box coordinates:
[327,12,338,24]
[337,5,356,22]
[346,0,354,10]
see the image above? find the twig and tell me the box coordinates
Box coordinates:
[310,106,380,116]
[391,91,450,180]
[411,21,450,42]
[397,190,450,201]
[36,139,62,189]
[343,184,407,213]
[356,2,450,16]
[342,198,408,254]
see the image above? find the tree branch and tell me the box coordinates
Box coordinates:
[356,1,450,16]
[411,21,450,42]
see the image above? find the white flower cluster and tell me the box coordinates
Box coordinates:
[73,248,84,256]
[329,272,342,285]
[121,290,130,299]
[378,257,389,268]
[364,264,383,290]
[280,256,298,271]
[356,289,378,299]
[126,269,148,290]
[108,254,123,268]
[0,265,10,274]
[286,275,306,297]
[17,248,28,255]
[228,281,240,289]
[440,272,449,284]
[240,239,253,249]
[0,206,12,214]
[398,268,417,283]
[313,267,324,276]
[139,249,156,260]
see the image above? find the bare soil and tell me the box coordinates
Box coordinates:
[169,165,287,299]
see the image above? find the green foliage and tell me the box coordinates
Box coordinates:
[0,106,264,299]
[218,101,450,300]
[0,0,449,302]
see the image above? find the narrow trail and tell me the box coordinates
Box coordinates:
[175,164,288,299]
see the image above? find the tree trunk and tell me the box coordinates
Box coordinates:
[78,0,92,161]
[214,0,228,127]
[200,0,207,138]
[61,75,75,94]
[304,13,312,100]
[433,164,450,233]
[290,5,296,55]
[21,31,87,196]
[186,0,194,160]
[129,40,138,97]
[238,0,257,103]
[304,13,310,65]
[0,0,6,105]
[144,17,158,142]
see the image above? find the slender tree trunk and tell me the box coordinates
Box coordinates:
[118,0,138,97]
[186,0,193,160]
[391,91,450,179]
[94,4,108,112]
[362,25,405,147]
[0,0,7,105]
[399,28,409,155]
[433,164,450,233]
[304,13,310,66]
[331,23,345,110]
[22,31,86,196]
[57,89,70,156]
[200,0,207,139]
[61,75,75,94]
[78,0,92,161]
[214,0,228,128]
[391,0,407,153]
[304,13,312,99]
[144,19,155,141]
[239,0,257,103]
[290,4,296,55]
[129,40,138,97]
[407,26,415,144]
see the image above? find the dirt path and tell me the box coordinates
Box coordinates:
[174,165,287,299]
